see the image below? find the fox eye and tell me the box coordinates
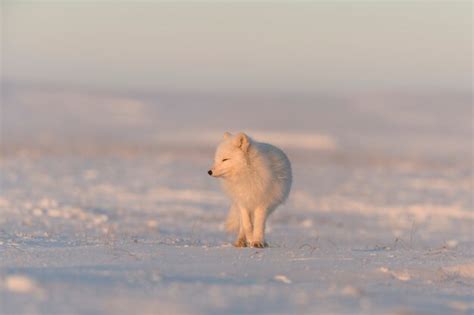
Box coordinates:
[222,158,230,162]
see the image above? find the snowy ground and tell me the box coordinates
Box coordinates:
[1,85,473,314]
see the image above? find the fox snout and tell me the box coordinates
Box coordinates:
[208,170,213,176]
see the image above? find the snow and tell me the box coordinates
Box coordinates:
[4,275,40,294]
[157,130,338,151]
[273,275,292,284]
[1,85,473,314]
[442,264,474,280]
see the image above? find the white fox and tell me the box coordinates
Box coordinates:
[208,132,292,248]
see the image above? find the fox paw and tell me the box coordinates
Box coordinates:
[233,239,247,247]
[251,241,268,248]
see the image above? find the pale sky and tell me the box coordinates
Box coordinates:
[2,1,472,93]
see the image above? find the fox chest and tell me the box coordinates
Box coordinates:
[223,175,268,208]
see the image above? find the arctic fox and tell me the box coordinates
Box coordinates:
[208,132,292,248]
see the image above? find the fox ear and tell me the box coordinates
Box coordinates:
[234,132,250,152]
[223,132,232,140]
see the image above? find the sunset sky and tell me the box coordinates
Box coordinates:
[3,1,472,93]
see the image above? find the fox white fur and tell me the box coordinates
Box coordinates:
[208,132,292,248]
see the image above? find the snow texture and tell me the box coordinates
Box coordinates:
[1,85,473,315]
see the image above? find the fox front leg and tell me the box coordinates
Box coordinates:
[234,222,247,247]
[251,206,267,248]
[239,206,254,246]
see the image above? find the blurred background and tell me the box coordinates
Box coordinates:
[2,1,472,157]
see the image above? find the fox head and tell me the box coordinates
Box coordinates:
[208,132,251,178]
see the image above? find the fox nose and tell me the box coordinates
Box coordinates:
[208,170,213,176]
